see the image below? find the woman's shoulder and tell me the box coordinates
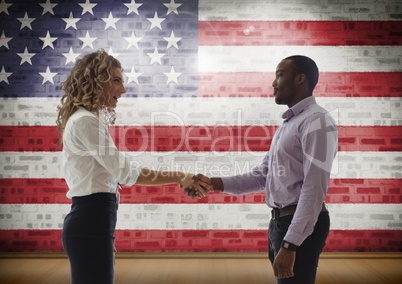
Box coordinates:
[69,108,98,123]
[66,108,100,130]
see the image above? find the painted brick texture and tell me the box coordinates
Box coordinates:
[0,0,401,253]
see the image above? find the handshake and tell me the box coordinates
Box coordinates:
[182,174,221,199]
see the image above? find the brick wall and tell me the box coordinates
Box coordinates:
[0,0,401,252]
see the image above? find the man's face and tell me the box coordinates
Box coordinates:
[103,67,126,109]
[272,59,298,107]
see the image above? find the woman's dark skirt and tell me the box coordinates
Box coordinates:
[62,192,117,284]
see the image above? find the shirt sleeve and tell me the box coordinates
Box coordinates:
[284,112,338,246]
[67,115,141,187]
[221,153,269,195]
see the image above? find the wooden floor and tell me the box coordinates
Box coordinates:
[0,252,401,284]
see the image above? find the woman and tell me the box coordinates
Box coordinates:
[57,49,210,284]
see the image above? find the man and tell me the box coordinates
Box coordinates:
[187,55,338,283]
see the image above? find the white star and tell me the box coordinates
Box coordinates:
[163,31,181,49]
[79,0,97,16]
[147,12,165,30]
[39,31,57,49]
[124,0,142,15]
[125,66,142,84]
[124,32,142,49]
[0,0,12,15]
[63,47,80,65]
[40,0,57,15]
[79,31,96,48]
[0,31,12,49]
[164,0,182,15]
[17,12,35,30]
[0,66,12,84]
[17,47,35,65]
[102,12,119,30]
[107,47,120,58]
[62,12,80,30]
[39,66,57,84]
[163,66,181,84]
[147,47,165,65]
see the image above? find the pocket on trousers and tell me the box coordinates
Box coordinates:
[276,215,293,233]
[314,211,330,232]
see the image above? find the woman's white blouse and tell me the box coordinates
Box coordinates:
[62,108,141,198]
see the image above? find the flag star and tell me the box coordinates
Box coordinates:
[147,12,165,30]
[62,12,80,30]
[163,0,182,15]
[0,66,12,84]
[125,66,142,84]
[17,47,35,65]
[40,0,57,15]
[17,12,35,30]
[0,31,12,49]
[124,0,142,15]
[124,32,142,49]
[39,66,57,84]
[79,0,97,16]
[63,47,80,65]
[163,31,181,49]
[102,12,119,30]
[163,66,181,84]
[107,47,120,58]
[79,31,96,49]
[0,0,12,15]
[147,47,165,65]
[39,31,57,49]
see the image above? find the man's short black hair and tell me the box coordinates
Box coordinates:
[284,55,319,93]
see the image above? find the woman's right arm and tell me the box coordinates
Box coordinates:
[70,115,211,195]
[135,169,212,197]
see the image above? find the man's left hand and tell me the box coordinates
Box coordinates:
[273,248,296,279]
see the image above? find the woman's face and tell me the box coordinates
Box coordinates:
[103,67,126,109]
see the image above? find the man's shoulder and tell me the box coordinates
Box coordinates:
[296,103,337,130]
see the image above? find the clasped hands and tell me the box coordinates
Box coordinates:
[182,174,213,199]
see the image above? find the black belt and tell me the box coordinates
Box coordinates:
[271,203,327,220]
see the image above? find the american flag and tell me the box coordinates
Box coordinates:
[0,0,401,252]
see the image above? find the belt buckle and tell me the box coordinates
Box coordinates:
[271,208,279,220]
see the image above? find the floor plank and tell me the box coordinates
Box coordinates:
[0,253,401,284]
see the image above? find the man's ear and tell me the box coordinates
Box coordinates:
[295,73,307,85]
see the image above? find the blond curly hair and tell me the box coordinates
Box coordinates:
[56,49,121,135]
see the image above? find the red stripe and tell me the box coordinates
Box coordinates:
[199,72,402,97]
[199,21,402,46]
[0,229,400,252]
[0,178,401,204]
[1,125,401,152]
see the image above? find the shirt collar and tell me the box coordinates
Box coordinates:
[281,96,316,121]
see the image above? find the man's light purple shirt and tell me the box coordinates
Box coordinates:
[221,96,338,246]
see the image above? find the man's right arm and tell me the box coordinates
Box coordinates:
[187,153,269,197]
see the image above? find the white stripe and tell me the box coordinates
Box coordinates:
[0,203,400,230]
[1,97,401,126]
[199,0,401,21]
[1,151,401,179]
[199,46,402,73]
